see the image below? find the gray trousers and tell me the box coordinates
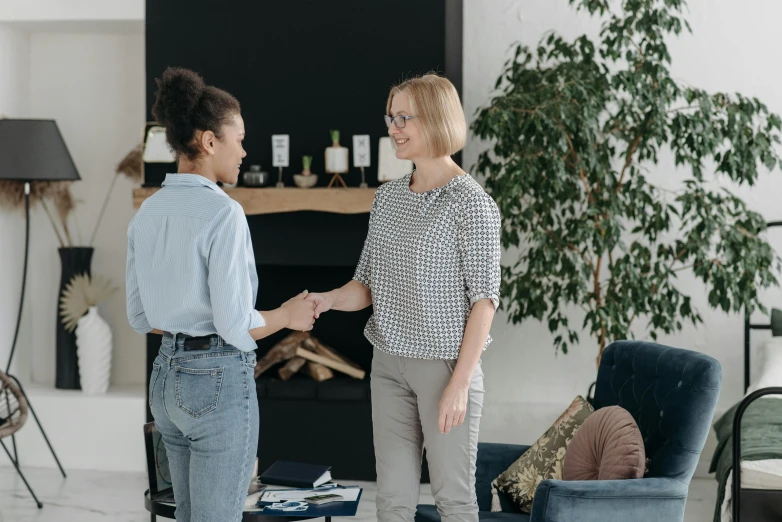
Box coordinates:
[371,347,485,522]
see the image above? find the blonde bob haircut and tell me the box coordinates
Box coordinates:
[386,74,466,158]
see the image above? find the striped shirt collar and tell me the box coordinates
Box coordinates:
[162,173,226,196]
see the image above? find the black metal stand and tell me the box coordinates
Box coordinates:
[0,438,42,508]
[3,183,67,509]
[743,220,782,392]
[736,236,782,522]
[8,373,67,477]
[732,386,782,522]
[5,184,30,377]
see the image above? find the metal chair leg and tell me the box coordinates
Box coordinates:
[1,439,43,508]
[2,388,19,464]
[11,431,18,463]
[8,375,66,478]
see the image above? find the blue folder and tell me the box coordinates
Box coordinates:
[256,488,363,517]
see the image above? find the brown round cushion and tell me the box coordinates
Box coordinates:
[563,405,645,481]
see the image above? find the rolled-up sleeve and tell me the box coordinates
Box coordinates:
[205,203,264,351]
[353,195,378,288]
[126,226,153,334]
[458,193,502,310]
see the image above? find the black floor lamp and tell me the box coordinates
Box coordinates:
[0,119,80,507]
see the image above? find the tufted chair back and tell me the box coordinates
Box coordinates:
[594,341,721,483]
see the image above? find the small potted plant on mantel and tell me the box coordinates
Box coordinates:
[293,155,317,188]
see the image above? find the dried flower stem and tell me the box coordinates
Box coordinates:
[40,199,66,247]
[89,173,119,247]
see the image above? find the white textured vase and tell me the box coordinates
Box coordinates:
[75,306,113,395]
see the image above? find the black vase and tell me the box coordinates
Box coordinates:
[55,247,94,390]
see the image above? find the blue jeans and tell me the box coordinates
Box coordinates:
[149,335,259,522]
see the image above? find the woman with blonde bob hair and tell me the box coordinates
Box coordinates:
[307,74,501,522]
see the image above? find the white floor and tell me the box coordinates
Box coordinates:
[0,467,718,522]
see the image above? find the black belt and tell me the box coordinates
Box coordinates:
[163,331,221,351]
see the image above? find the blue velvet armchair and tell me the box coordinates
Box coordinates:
[415,340,722,522]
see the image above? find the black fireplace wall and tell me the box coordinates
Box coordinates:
[248,210,373,367]
[145,0,462,187]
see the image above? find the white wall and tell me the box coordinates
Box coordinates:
[1,15,146,390]
[466,0,782,446]
[0,384,146,472]
[26,29,146,387]
[0,24,29,116]
[0,0,143,23]
[0,24,32,380]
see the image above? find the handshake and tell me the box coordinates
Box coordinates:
[281,290,332,331]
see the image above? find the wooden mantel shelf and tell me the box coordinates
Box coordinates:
[133,187,376,215]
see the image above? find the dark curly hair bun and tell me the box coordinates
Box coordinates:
[151,67,240,160]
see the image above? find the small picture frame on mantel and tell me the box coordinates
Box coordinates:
[353,134,370,188]
[272,134,290,188]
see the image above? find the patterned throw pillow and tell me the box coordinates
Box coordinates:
[490,396,594,513]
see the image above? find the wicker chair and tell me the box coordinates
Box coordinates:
[0,370,27,435]
[0,370,42,508]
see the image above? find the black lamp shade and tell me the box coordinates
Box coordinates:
[0,119,80,181]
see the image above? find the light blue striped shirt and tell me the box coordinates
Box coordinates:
[126,173,264,352]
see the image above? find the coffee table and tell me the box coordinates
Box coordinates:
[145,488,363,521]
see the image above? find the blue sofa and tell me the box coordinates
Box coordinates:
[415,340,722,522]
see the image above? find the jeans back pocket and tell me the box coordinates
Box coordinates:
[149,363,161,409]
[174,366,224,418]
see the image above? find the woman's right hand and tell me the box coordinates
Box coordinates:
[305,291,335,318]
[282,291,316,331]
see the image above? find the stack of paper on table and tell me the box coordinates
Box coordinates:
[259,486,361,503]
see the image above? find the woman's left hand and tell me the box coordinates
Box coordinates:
[438,381,469,434]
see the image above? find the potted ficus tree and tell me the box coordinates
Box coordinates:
[472,0,782,365]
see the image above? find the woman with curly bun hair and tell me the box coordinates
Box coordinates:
[126,67,316,522]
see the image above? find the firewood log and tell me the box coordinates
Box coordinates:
[278,357,307,381]
[254,332,310,378]
[296,347,366,379]
[301,336,363,371]
[304,362,334,382]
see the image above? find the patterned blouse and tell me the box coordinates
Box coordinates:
[353,172,502,360]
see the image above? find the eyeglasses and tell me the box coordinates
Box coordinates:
[384,115,416,129]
